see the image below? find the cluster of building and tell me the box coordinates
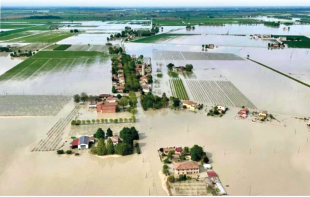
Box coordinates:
[112,57,126,93]
[237,108,249,119]
[132,54,152,93]
[88,94,119,113]
[71,135,121,150]
[251,34,272,40]
[160,146,226,195]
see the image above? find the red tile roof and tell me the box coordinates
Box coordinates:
[72,139,79,146]
[207,171,217,177]
[173,161,199,170]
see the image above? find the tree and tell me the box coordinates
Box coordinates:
[167,63,174,71]
[96,138,107,156]
[106,128,113,137]
[90,146,97,154]
[190,145,205,161]
[80,92,88,101]
[116,94,122,99]
[94,128,105,139]
[185,64,193,72]
[115,143,132,156]
[73,94,80,103]
[184,146,189,154]
[119,97,128,110]
[167,150,175,160]
[106,138,115,155]
[112,86,117,93]
[168,175,175,182]
[114,119,118,123]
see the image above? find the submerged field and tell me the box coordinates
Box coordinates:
[132,33,196,43]
[0,51,112,95]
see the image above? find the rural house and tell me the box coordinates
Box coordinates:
[108,136,121,145]
[182,100,197,111]
[72,136,95,150]
[259,110,268,120]
[173,161,199,175]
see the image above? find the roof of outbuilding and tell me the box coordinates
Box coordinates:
[79,136,89,145]
[207,171,217,177]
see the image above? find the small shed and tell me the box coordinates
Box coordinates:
[216,182,227,195]
[203,164,212,169]
[207,171,217,177]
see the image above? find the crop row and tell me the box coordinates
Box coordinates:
[32,106,80,152]
[170,79,189,100]
[0,95,71,116]
[186,80,256,109]
[153,50,243,61]
[216,81,257,109]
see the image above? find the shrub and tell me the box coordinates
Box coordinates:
[66,150,73,154]
[136,144,141,154]
[168,175,175,182]
[57,150,64,154]
[164,158,171,164]
[75,153,80,156]
[71,120,76,125]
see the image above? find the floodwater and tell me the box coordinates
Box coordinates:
[0,57,112,95]
[0,100,309,195]
[148,34,273,48]
[171,24,310,36]
[0,53,25,75]
[1,20,310,196]
[254,16,301,22]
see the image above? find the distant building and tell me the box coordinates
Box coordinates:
[163,147,183,155]
[109,136,121,145]
[88,101,97,109]
[238,108,249,119]
[182,100,197,111]
[217,105,227,113]
[307,118,310,126]
[173,161,199,175]
[132,54,136,59]
[97,102,118,113]
[259,110,268,120]
[72,136,95,150]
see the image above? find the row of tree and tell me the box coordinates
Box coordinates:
[108,46,123,54]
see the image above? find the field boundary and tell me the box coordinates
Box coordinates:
[248,58,310,88]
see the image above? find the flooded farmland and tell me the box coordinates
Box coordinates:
[1,17,310,196]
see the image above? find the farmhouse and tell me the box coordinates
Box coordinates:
[109,136,121,145]
[97,102,118,113]
[182,100,197,111]
[173,66,186,72]
[259,110,268,120]
[173,161,199,175]
[238,108,249,118]
[99,94,111,99]
[217,104,227,113]
[163,147,183,155]
[106,97,118,103]
[208,44,215,49]
[141,84,150,93]
[72,136,95,150]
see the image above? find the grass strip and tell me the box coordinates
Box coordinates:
[53,44,72,51]
[248,58,310,88]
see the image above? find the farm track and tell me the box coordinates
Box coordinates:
[185,80,257,109]
[32,106,80,152]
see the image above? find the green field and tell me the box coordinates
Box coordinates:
[272,35,310,48]
[132,33,196,43]
[170,79,189,100]
[53,44,72,50]
[0,51,108,81]
[7,32,73,43]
